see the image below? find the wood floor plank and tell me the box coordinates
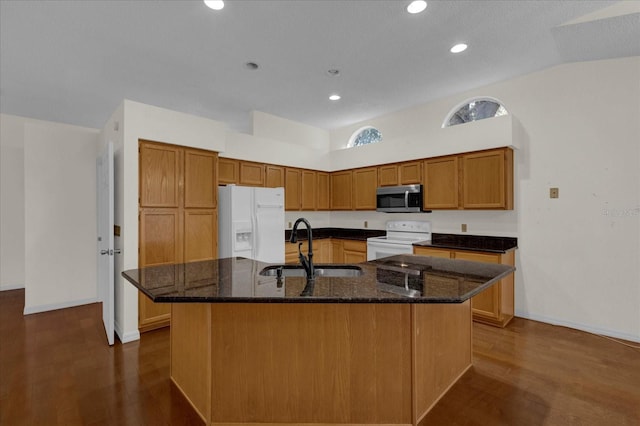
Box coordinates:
[1,289,638,425]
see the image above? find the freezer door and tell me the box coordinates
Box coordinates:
[253,187,285,263]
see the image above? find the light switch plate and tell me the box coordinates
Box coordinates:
[550,188,559,199]
[461,224,467,232]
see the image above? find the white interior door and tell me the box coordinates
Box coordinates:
[97,141,114,345]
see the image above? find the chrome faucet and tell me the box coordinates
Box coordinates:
[290,218,314,283]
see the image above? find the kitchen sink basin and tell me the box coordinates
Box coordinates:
[259,264,363,278]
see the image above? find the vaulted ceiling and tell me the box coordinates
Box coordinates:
[1,1,638,132]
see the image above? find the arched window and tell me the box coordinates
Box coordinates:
[348,126,383,148]
[443,97,508,128]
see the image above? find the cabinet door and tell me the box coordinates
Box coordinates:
[342,240,367,263]
[316,172,330,210]
[331,239,344,263]
[139,142,181,208]
[218,158,239,185]
[184,209,217,262]
[378,164,398,186]
[138,208,178,331]
[265,165,285,188]
[423,156,459,209]
[352,167,378,210]
[399,161,422,185]
[184,149,217,209]
[239,161,265,186]
[461,148,513,209]
[285,242,299,264]
[285,168,302,211]
[314,239,332,263]
[453,251,501,321]
[301,170,317,210]
[330,171,353,210]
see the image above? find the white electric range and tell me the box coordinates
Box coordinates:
[366,220,432,261]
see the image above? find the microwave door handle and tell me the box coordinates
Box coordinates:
[404,190,409,208]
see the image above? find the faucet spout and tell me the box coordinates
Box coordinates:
[290,218,314,282]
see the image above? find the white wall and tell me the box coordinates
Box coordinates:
[22,119,100,313]
[114,100,228,342]
[252,111,330,151]
[328,57,640,342]
[0,114,26,290]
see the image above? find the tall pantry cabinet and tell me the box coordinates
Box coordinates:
[138,140,218,332]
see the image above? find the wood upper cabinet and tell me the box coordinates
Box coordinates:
[316,172,330,210]
[461,148,513,209]
[265,165,285,188]
[218,157,239,185]
[413,246,515,327]
[139,142,181,207]
[352,167,378,210]
[378,164,399,187]
[301,170,317,210]
[184,149,217,209]
[285,168,302,211]
[399,161,422,185]
[138,140,219,333]
[239,161,265,186]
[423,155,459,209]
[330,170,353,210]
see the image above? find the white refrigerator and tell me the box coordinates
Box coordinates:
[218,185,285,263]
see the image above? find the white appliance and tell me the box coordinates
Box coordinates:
[367,220,432,261]
[218,185,285,263]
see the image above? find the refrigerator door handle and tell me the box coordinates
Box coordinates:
[257,203,284,209]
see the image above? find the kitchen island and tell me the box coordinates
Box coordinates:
[123,255,514,426]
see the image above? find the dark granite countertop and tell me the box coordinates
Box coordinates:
[414,233,518,253]
[122,254,515,304]
[284,227,385,242]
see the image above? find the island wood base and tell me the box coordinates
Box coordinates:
[170,301,472,426]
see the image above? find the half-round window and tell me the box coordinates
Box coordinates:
[348,126,383,148]
[443,97,508,128]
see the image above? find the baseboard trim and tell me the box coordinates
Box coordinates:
[1,284,25,292]
[115,319,140,344]
[23,297,98,315]
[515,310,640,343]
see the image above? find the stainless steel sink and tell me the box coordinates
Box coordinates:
[260,264,363,278]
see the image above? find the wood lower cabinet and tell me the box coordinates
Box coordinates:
[138,141,218,332]
[413,246,515,327]
[331,239,367,263]
[286,238,332,264]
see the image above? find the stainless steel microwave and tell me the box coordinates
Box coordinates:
[376,185,423,213]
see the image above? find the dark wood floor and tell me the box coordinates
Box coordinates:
[1,289,638,425]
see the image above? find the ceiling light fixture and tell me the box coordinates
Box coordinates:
[407,1,427,14]
[329,94,341,101]
[245,62,259,70]
[204,0,224,11]
[450,43,468,53]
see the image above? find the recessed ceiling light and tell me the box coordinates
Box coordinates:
[204,0,224,11]
[407,1,427,14]
[328,69,340,76]
[450,43,468,53]
[244,62,259,70]
[329,94,341,101]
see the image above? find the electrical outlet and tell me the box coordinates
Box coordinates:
[461,224,467,232]
[364,221,368,228]
[288,221,292,228]
[550,187,559,199]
